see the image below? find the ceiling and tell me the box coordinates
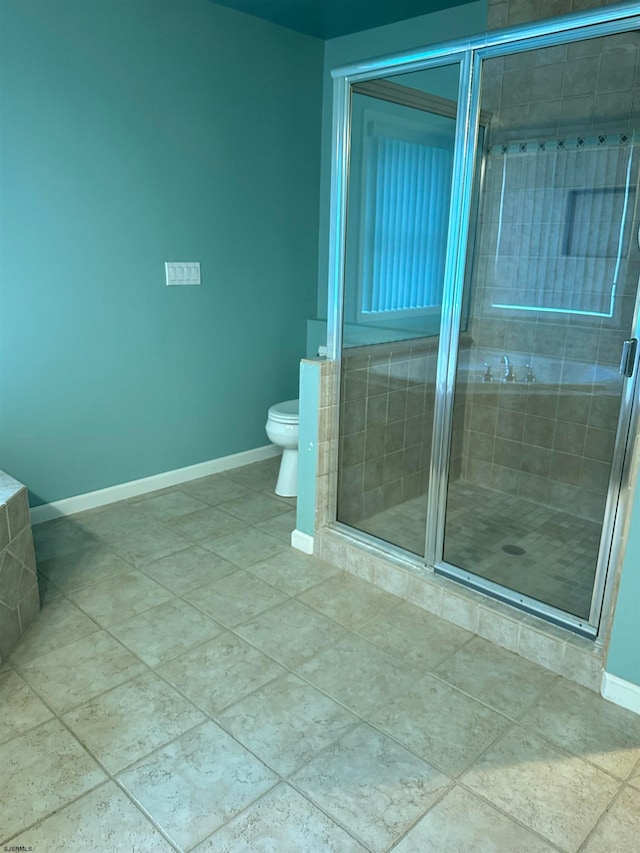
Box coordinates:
[209,0,474,40]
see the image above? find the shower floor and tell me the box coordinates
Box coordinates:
[357,481,601,620]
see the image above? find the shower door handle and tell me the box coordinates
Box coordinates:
[619,338,638,378]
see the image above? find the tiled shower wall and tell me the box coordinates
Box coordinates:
[337,338,466,525]
[487,0,630,32]
[459,8,640,520]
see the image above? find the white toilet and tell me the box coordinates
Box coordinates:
[265,399,299,497]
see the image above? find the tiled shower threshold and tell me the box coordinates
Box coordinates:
[316,525,604,694]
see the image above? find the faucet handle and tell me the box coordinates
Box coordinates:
[482,362,493,382]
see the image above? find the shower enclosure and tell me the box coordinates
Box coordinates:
[329,3,640,637]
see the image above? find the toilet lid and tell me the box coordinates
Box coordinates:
[268,399,299,423]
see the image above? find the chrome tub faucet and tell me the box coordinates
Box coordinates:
[503,355,516,381]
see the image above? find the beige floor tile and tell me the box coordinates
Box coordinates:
[159,631,285,715]
[255,509,297,543]
[248,550,339,596]
[97,517,189,567]
[68,570,174,627]
[180,475,252,506]
[9,597,99,666]
[0,719,106,842]
[37,573,63,605]
[218,492,292,525]
[139,544,236,595]
[133,490,209,522]
[272,494,296,508]
[393,786,557,852]
[38,546,133,593]
[72,503,137,538]
[109,598,223,667]
[165,505,247,542]
[235,599,348,668]
[32,518,96,561]
[461,724,620,850]
[202,528,287,568]
[223,459,281,492]
[358,600,474,671]
[292,723,450,853]
[194,783,368,852]
[0,670,54,745]
[9,781,174,851]
[118,720,278,851]
[433,636,557,717]
[217,673,357,776]
[298,572,400,630]
[18,630,146,714]
[370,673,511,776]
[582,785,640,852]
[296,633,423,717]
[184,570,288,628]
[520,678,640,778]
[63,671,206,773]
[16,454,636,851]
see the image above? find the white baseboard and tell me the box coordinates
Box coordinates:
[601,671,640,716]
[291,529,314,554]
[30,445,280,525]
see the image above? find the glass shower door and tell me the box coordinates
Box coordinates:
[441,35,640,624]
[336,62,461,556]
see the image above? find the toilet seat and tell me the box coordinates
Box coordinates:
[268,399,299,424]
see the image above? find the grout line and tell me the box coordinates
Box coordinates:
[0,779,115,848]
[11,471,637,851]
[382,781,457,853]
[575,780,630,853]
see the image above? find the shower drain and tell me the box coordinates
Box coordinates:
[502,544,526,555]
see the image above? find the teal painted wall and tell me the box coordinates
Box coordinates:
[0,0,323,506]
[297,360,321,536]
[314,0,488,325]
[606,451,640,688]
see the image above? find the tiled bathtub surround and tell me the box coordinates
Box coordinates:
[0,472,39,663]
[455,358,623,521]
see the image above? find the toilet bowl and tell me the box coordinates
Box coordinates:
[265,399,299,497]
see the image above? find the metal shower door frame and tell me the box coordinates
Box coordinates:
[326,1,640,639]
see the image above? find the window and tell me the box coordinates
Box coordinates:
[361,133,453,318]
[345,84,458,335]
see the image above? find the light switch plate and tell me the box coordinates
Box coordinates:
[165,262,201,286]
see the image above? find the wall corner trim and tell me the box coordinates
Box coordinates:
[291,529,315,554]
[601,671,640,716]
[29,445,280,525]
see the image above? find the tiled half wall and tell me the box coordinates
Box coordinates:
[337,337,467,526]
[0,472,40,664]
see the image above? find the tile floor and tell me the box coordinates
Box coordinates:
[1,457,640,851]
[357,480,599,618]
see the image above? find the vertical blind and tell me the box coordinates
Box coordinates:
[361,135,453,315]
